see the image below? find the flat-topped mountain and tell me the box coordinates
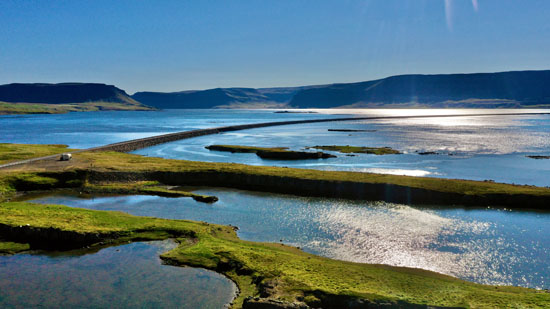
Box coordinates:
[133,70,550,109]
[0,83,154,114]
[132,86,313,109]
[289,70,550,108]
[0,83,139,104]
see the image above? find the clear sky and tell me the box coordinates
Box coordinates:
[1,0,549,94]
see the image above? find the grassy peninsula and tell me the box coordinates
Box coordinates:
[0,101,155,115]
[1,201,548,308]
[2,145,550,208]
[1,144,550,307]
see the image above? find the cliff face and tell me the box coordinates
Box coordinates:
[132,87,306,109]
[133,70,550,109]
[0,83,140,105]
[289,70,550,108]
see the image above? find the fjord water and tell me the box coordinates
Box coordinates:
[30,190,550,290]
[2,109,550,300]
[133,109,550,186]
[2,109,549,185]
[0,240,236,308]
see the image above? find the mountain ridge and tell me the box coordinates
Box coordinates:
[132,70,550,109]
[0,82,155,114]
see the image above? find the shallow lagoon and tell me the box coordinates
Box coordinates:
[30,189,550,290]
[0,240,236,308]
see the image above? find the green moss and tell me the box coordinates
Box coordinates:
[311,145,401,155]
[0,202,548,308]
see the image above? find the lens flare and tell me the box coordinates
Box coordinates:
[445,0,479,30]
[445,0,453,30]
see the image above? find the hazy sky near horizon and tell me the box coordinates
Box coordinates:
[1,0,549,93]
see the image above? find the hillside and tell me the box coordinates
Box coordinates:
[0,83,154,114]
[132,86,316,109]
[133,70,550,109]
[290,70,550,108]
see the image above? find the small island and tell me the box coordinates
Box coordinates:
[205,144,336,160]
[309,145,401,155]
[526,155,550,159]
[327,129,377,132]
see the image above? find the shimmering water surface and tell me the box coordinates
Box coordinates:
[133,110,550,186]
[0,240,236,308]
[2,109,550,298]
[30,191,550,290]
[2,109,549,185]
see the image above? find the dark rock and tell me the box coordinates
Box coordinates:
[526,155,550,159]
[328,129,376,132]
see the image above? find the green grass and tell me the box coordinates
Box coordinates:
[0,143,72,165]
[0,241,30,254]
[0,201,548,308]
[310,145,401,155]
[0,101,155,115]
[4,143,549,201]
[82,181,218,203]
[76,151,550,198]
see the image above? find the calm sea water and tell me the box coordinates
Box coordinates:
[29,190,550,290]
[2,109,550,300]
[0,240,236,308]
[1,109,549,185]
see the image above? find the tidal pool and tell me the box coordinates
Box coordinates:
[29,189,550,290]
[0,240,236,308]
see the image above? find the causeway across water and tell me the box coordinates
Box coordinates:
[1,112,549,169]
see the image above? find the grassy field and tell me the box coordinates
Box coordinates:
[1,145,550,208]
[0,101,156,115]
[75,151,550,198]
[0,143,72,165]
[1,201,549,308]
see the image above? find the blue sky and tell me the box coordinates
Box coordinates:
[1,0,549,93]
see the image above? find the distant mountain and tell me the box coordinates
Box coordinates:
[132,86,313,109]
[289,70,550,108]
[0,83,150,109]
[133,70,550,109]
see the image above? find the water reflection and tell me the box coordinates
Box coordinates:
[29,191,550,290]
[0,240,236,308]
